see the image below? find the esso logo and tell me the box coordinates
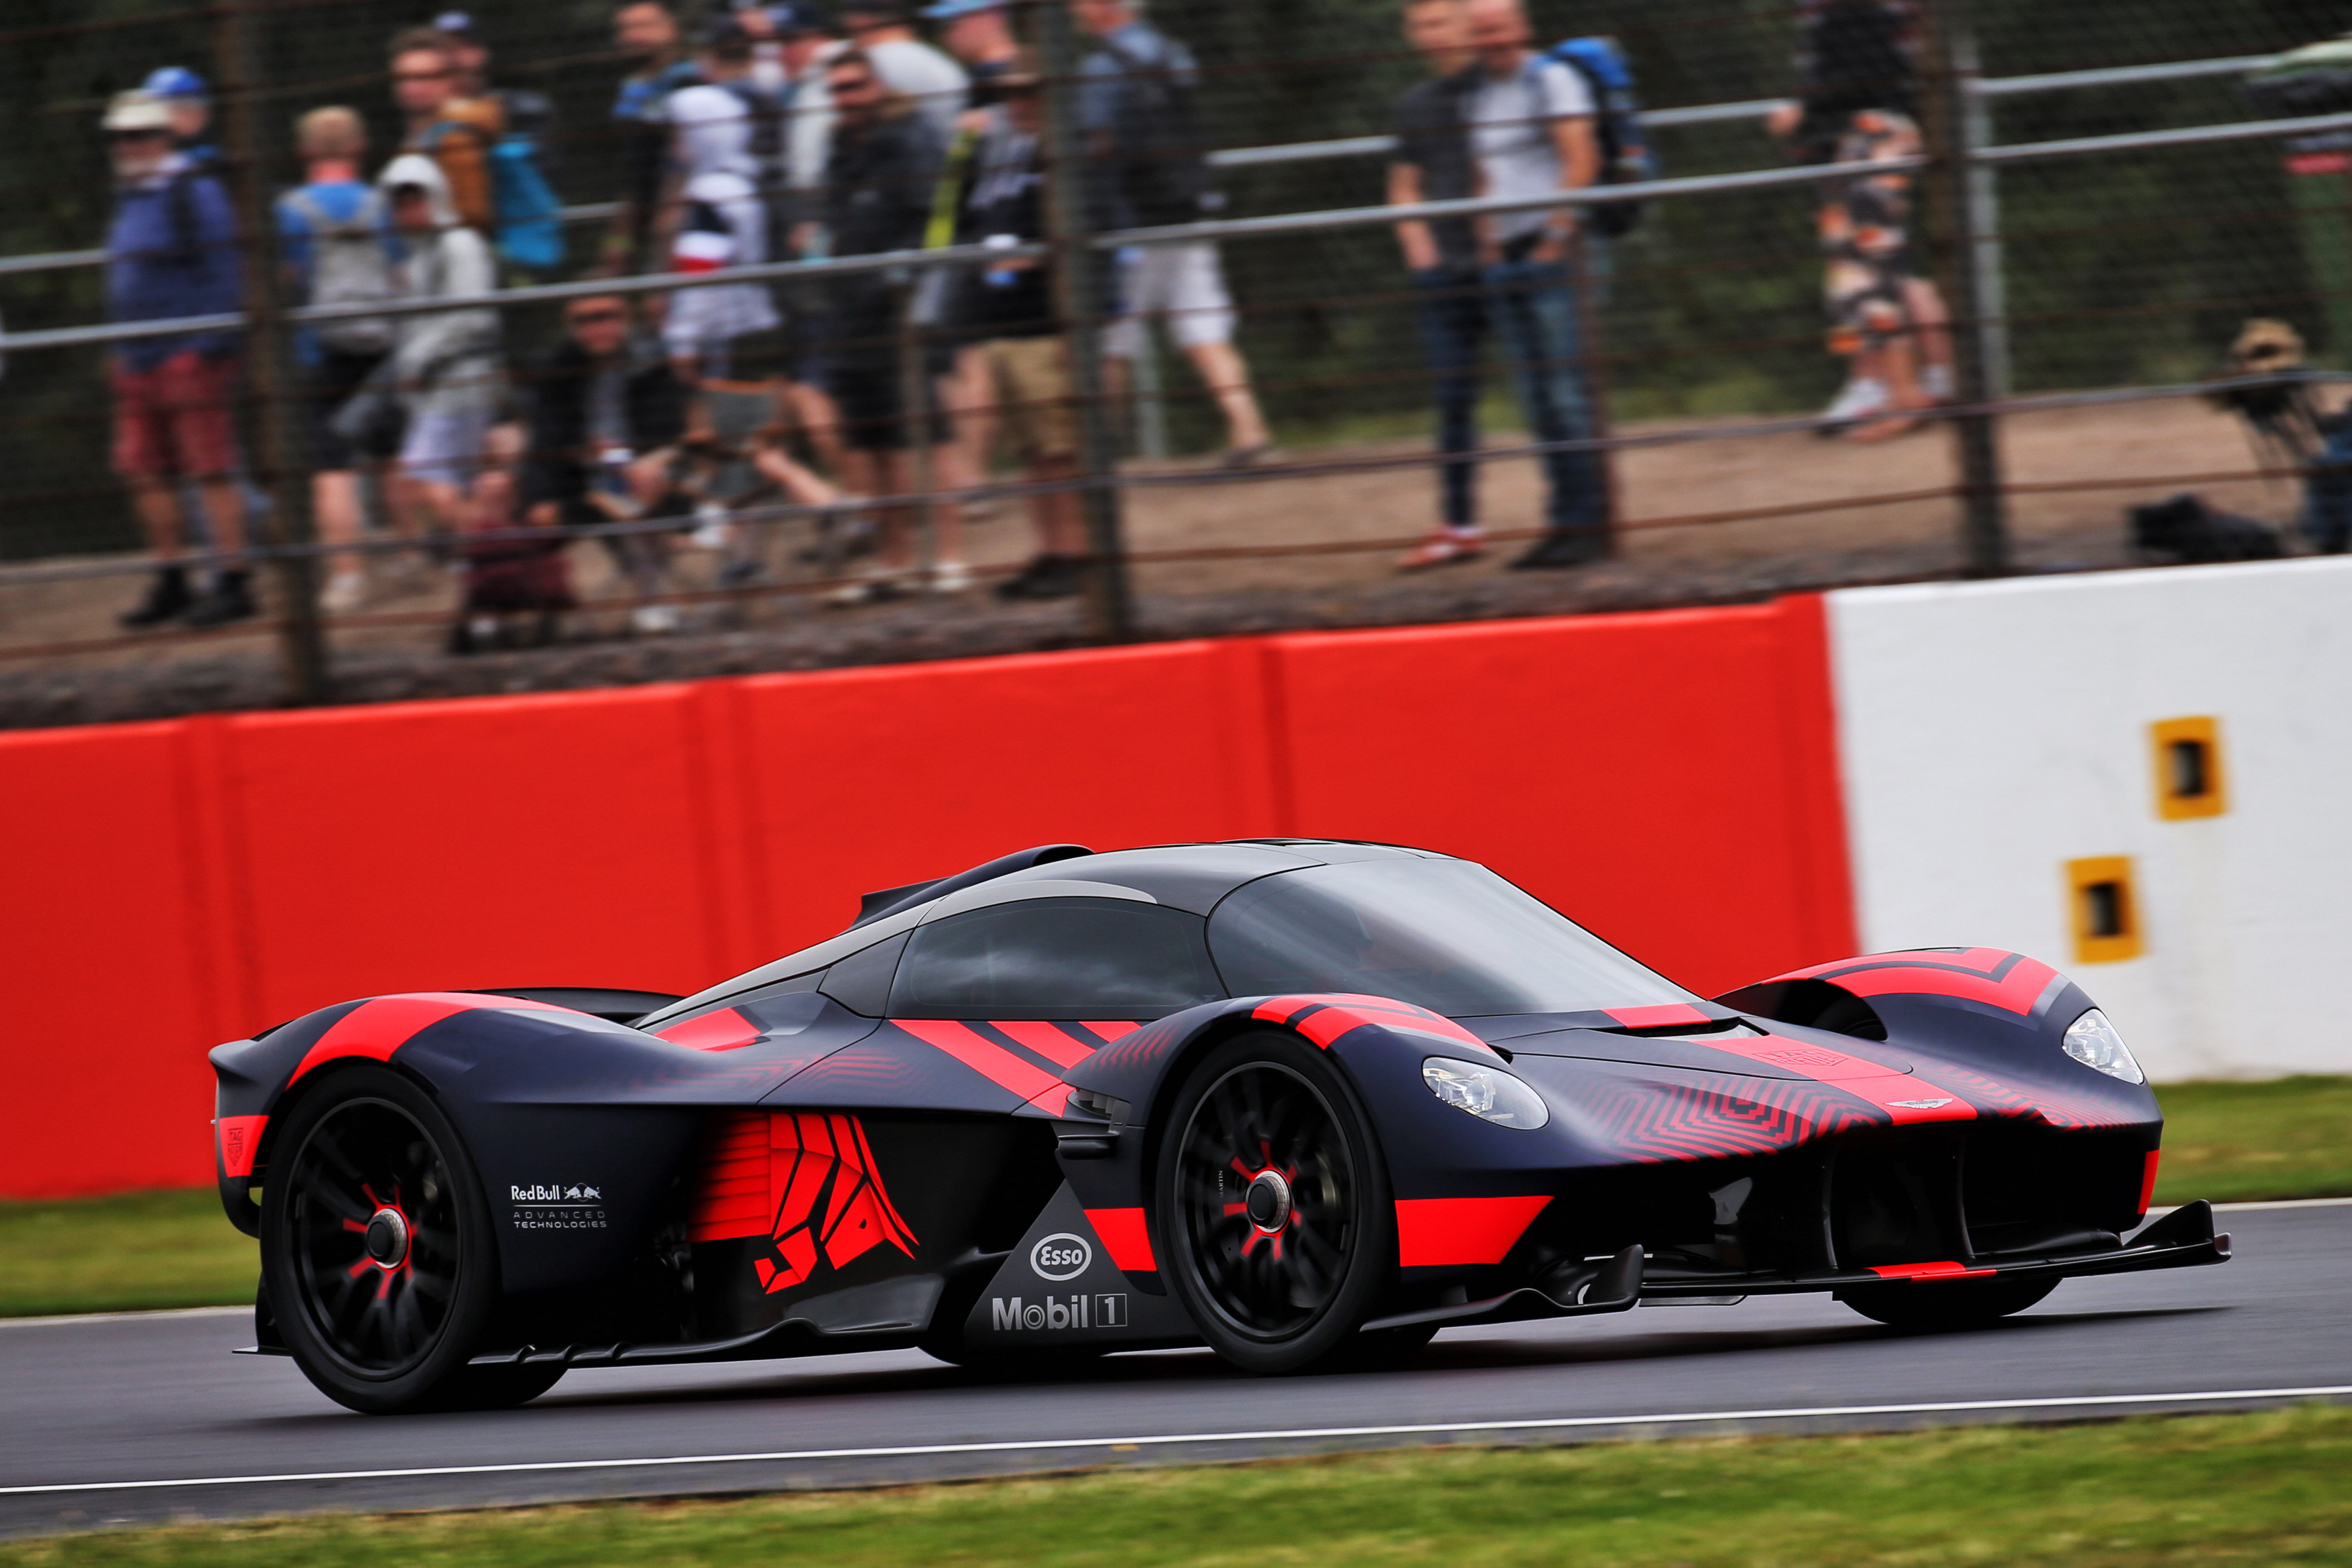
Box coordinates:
[1029,1233,1093,1281]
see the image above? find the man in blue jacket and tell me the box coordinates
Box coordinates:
[103,91,254,628]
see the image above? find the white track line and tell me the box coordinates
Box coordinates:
[7,1386,2349,1497]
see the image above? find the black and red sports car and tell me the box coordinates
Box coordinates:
[210,840,2229,1412]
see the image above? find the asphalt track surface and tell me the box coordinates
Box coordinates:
[4,1201,2348,1539]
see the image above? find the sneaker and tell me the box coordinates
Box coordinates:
[1221,441,1275,470]
[1397,527,1485,572]
[690,500,732,552]
[1508,529,1610,571]
[928,559,974,594]
[182,572,259,627]
[995,554,1084,600]
[824,568,915,608]
[320,572,367,614]
[119,568,193,629]
[1818,375,1889,435]
[631,603,682,635]
[716,557,765,590]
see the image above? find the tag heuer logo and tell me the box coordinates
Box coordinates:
[1890,1098,1954,1110]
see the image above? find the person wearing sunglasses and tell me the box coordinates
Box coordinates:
[389,25,503,238]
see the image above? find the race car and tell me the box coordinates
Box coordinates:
[209,839,2230,1413]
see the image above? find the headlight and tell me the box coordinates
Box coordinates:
[1422,1057,1549,1129]
[2062,1009,2145,1084]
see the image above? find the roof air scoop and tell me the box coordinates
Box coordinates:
[845,843,1094,931]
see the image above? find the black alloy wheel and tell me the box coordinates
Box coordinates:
[263,1064,560,1413]
[1158,1032,1396,1373]
[1836,1274,2058,1330]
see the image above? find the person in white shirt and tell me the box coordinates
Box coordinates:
[1462,0,1608,568]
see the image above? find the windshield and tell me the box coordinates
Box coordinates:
[1207,860,1699,1017]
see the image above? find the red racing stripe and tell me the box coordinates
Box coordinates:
[1084,1206,1156,1271]
[656,1007,763,1052]
[1251,994,1496,1054]
[894,1019,1063,1101]
[2138,1150,2161,1216]
[1699,1031,1976,1125]
[990,1019,1096,1070]
[1781,950,2061,1016]
[1394,1195,1553,1267]
[1604,1003,1712,1029]
[1867,1260,1996,1280]
[287,992,573,1083]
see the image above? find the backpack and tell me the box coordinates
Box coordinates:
[423,116,566,273]
[280,186,396,355]
[1098,35,1218,227]
[1542,36,1656,239]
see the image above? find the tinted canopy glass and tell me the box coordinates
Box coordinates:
[1206,860,1699,1017]
[890,897,1224,1019]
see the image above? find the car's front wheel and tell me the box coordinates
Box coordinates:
[1156,1031,1395,1373]
[263,1064,561,1413]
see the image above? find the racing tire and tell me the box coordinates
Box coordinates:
[1836,1275,2058,1330]
[263,1064,528,1414]
[1156,1031,1396,1374]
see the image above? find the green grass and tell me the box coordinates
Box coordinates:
[2152,1076,2352,1205]
[1,1076,2342,1319]
[0,1188,254,1319]
[6,1407,2350,1564]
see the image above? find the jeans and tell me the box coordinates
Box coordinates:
[1413,266,1487,529]
[1482,255,1605,534]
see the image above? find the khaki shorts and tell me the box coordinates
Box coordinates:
[983,336,1078,464]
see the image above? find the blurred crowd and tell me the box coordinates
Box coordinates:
[88,0,1944,647]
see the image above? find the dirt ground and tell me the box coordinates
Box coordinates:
[0,392,2300,728]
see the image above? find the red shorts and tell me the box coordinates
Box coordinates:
[110,350,242,480]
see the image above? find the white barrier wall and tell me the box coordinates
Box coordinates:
[1828,558,2352,1081]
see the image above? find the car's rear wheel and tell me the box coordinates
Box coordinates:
[264,1064,561,1413]
[1837,1275,2057,1330]
[1157,1032,1394,1374]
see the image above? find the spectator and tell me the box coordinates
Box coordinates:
[378,153,503,544]
[663,64,784,388]
[1387,0,1486,571]
[139,67,217,170]
[774,5,854,479]
[838,0,969,149]
[520,295,690,635]
[1461,0,1608,568]
[452,421,574,653]
[728,0,795,97]
[1072,0,1272,466]
[389,26,502,236]
[277,106,400,613]
[100,91,255,630]
[926,0,1020,100]
[433,10,567,282]
[432,10,557,147]
[607,1,701,274]
[951,55,1087,600]
[1771,0,1953,437]
[822,49,969,601]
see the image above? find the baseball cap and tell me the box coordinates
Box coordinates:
[103,92,176,133]
[139,66,209,102]
[432,11,479,36]
[701,14,752,46]
[766,3,833,33]
[921,0,1001,18]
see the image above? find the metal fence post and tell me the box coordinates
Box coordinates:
[1960,33,2011,400]
[1038,0,1135,641]
[1922,0,2010,577]
[216,0,331,701]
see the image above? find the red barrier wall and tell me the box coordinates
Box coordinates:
[0,598,1852,1197]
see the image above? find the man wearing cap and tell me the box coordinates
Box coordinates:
[389,25,503,236]
[434,13,559,157]
[926,0,1019,100]
[100,92,255,629]
[838,0,966,148]
[608,2,703,273]
[140,67,218,171]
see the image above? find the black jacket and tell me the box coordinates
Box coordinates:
[519,336,686,509]
[825,108,943,326]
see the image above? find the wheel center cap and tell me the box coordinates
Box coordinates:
[363,1207,410,1268]
[1244,1170,1292,1233]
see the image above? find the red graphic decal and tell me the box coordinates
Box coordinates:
[288,992,579,1083]
[1394,1195,1553,1267]
[990,1019,1095,1070]
[1867,1260,1997,1281]
[1775,950,2061,1017]
[1084,1206,1156,1271]
[216,1114,266,1180]
[895,1019,1063,1101]
[1250,994,1497,1054]
[2138,1150,2161,1216]
[1699,1031,1976,1125]
[1023,1081,1078,1117]
[1603,1003,1711,1030]
[657,1007,762,1052]
[1079,1020,1142,1044]
[691,1111,918,1292]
